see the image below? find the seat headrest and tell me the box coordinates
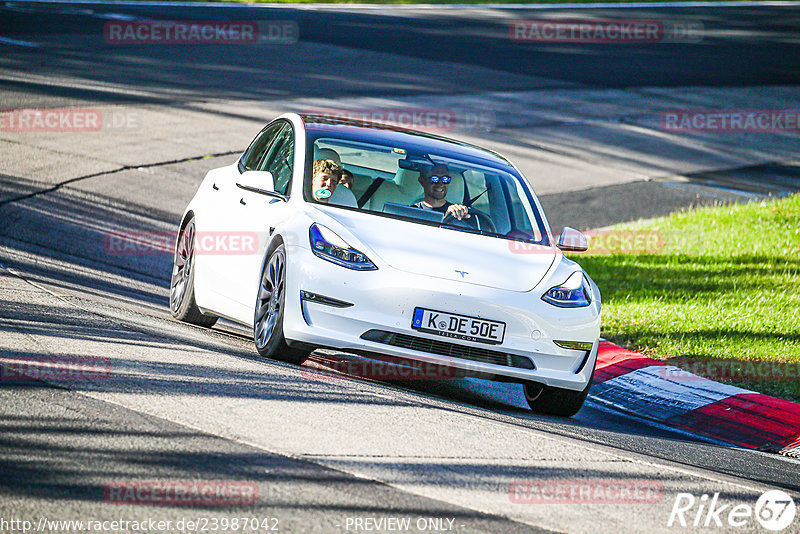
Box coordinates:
[328,184,357,208]
[314,148,341,165]
[446,172,465,204]
[395,168,421,192]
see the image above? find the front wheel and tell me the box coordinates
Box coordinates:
[523,377,592,417]
[170,217,218,328]
[253,244,308,365]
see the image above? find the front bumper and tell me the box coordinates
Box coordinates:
[283,244,600,391]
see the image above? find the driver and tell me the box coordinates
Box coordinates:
[411,164,471,221]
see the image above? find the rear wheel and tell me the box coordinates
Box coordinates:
[170,217,218,327]
[254,244,308,365]
[523,377,592,417]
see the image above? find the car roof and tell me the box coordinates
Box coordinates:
[300,114,513,170]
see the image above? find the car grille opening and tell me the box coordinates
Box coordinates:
[360,329,535,370]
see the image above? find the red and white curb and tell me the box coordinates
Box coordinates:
[593,341,800,457]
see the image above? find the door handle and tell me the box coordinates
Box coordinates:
[212,183,219,190]
[239,198,246,205]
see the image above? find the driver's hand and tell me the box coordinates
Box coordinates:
[446,204,470,220]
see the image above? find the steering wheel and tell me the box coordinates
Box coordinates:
[441,209,496,233]
[471,209,496,233]
[441,211,473,229]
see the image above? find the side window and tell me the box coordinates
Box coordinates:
[239,122,284,172]
[259,124,294,195]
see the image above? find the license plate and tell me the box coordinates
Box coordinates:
[411,307,505,345]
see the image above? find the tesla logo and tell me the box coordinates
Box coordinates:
[455,270,468,278]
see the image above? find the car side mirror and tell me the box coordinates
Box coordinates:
[236,170,275,193]
[236,171,287,201]
[556,227,588,252]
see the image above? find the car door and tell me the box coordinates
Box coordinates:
[226,122,296,323]
[201,121,286,322]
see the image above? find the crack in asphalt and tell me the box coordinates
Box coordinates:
[0,150,239,208]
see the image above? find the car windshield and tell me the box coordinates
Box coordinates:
[306,136,549,245]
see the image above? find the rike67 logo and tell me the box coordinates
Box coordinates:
[668,490,796,531]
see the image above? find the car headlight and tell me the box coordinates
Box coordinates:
[542,271,591,308]
[309,223,377,271]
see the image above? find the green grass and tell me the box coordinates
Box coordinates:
[571,194,800,401]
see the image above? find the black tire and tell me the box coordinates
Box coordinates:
[253,244,308,365]
[523,376,592,417]
[170,217,218,328]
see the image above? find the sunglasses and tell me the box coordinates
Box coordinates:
[428,175,451,184]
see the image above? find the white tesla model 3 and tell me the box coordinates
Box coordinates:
[171,113,601,416]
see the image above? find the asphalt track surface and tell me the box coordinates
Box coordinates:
[1,2,799,533]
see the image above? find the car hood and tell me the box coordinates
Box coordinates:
[320,208,556,292]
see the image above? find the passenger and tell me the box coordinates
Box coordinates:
[311,159,342,203]
[411,164,471,221]
[339,169,354,189]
